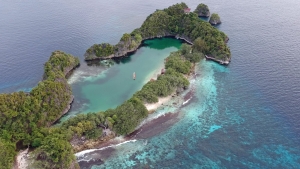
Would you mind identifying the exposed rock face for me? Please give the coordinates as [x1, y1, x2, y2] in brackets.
[114, 39, 141, 57]
[63, 62, 80, 76]
[205, 55, 230, 65]
[44, 52, 80, 126]
[72, 131, 116, 153]
[50, 95, 74, 125]
[84, 33, 194, 61]
[85, 33, 143, 61]
[84, 43, 115, 61]
[141, 32, 173, 41]
[209, 13, 222, 25]
[194, 3, 210, 17]
[175, 34, 193, 45]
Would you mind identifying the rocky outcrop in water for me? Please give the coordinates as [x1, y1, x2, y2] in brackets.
[85, 33, 142, 61]
[194, 3, 210, 17]
[209, 13, 222, 25]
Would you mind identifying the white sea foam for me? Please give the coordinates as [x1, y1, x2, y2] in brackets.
[137, 104, 179, 129]
[182, 97, 192, 105]
[68, 68, 109, 85]
[75, 139, 138, 161]
[67, 70, 86, 84]
[75, 149, 99, 158]
[137, 110, 166, 129]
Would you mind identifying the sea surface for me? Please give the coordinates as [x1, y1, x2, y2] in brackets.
[1, 0, 300, 168]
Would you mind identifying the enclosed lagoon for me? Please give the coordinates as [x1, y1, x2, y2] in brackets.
[62, 38, 182, 121]
[1, 0, 300, 168]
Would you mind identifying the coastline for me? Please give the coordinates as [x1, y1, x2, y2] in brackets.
[72, 65, 173, 153]
[1, 3, 232, 168]
[74, 63, 198, 165]
[50, 61, 80, 125]
[145, 95, 173, 112]
[84, 36, 192, 62]
[85, 35, 230, 68]
[205, 55, 230, 65]
[51, 95, 74, 125]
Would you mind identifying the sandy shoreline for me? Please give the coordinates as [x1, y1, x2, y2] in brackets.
[143, 64, 174, 112]
[75, 63, 198, 168]
[144, 95, 173, 112]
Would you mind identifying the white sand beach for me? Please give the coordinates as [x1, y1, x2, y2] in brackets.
[144, 95, 173, 111]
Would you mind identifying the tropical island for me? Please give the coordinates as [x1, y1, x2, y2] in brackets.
[0, 2, 231, 169]
[85, 2, 230, 64]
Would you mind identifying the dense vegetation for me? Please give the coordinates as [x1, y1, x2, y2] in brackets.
[85, 33, 143, 60]
[61, 45, 194, 141]
[60, 96, 148, 137]
[194, 3, 210, 17]
[86, 43, 116, 59]
[64, 48, 193, 137]
[85, 2, 231, 62]
[0, 2, 230, 168]
[134, 64, 190, 103]
[29, 128, 77, 169]
[20, 45, 195, 167]
[0, 51, 79, 169]
[0, 45, 195, 168]
[0, 139, 17, 169]
[209, 13, 221, 25]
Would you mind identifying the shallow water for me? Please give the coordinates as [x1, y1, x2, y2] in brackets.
[86, 60, 300, 169]
[1, 0, 300, 168]
[60, 38, 181, 121]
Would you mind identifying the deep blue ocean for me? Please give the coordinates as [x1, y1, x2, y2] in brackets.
[1, 0, 300, 168]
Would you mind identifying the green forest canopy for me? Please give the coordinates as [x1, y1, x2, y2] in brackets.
[0, 2, 231, 169]
[86, 2, 231, 61]
[0, 51, 79, 169]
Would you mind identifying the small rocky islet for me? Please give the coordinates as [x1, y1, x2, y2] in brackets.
[194, 3, 210, 17]
[209, 13, 222, 25]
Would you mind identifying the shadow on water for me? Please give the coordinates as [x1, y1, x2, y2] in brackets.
[199, 16, 209, 21]
[113, 55, 132, 64]
[144, 37, 187, 50]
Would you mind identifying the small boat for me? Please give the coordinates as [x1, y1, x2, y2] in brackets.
[133, 72, 136, 80]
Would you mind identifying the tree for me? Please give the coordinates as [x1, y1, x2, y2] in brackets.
[185, 52, 204, 63]
[181, 43, 192, 55]
[31, 135, 76, 169]
[121, 33, 131, 42]
[0, 139, 16, 169]
[193, 37, 208, 53]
